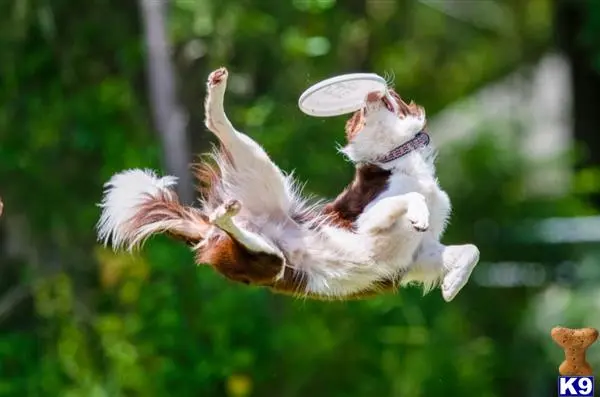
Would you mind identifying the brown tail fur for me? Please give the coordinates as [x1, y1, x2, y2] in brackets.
[127, 191, 210, 247]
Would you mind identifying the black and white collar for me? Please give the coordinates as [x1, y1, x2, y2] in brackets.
[374, 131, 430, 164]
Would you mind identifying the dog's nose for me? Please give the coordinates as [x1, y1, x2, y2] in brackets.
[365, 91, 383, 103]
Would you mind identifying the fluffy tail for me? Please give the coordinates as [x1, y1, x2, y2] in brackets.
[97, 169, 209, 250]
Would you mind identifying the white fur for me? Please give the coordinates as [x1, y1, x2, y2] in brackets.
[341, 96, 480, 298]
[209, 200, 283, 257]
[340, 99, 449, 293]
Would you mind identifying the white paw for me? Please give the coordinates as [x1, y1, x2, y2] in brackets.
[207, 67, 228, 89]
[441, 244, 480, 302]
[204, 67, 229, 131]
[208, 67, 228, 85]
[209, 199, 241, 226]
[405, 192, 429, 232]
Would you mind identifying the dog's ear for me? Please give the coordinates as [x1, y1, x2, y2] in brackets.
[345, 109, 364, 142]
[389, 90, 424, 119]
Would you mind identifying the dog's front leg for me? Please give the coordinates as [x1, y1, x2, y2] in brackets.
[356, 192, 430, 234]
[203, 68, 293, 216]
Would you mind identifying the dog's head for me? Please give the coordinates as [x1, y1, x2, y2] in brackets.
[341, 89, 427, 164]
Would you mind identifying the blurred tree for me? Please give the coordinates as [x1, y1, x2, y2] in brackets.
[556, 0, 600, 208]
[139, 0, 194, 204]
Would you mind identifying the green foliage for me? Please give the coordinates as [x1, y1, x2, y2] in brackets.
[583, 0, 600, 71]
[2, 0, 599, 396]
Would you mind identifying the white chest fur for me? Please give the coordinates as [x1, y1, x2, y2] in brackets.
[365, 166, 451, 240]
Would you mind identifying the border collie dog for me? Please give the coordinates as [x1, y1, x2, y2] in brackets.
[97, 67, 480, 301]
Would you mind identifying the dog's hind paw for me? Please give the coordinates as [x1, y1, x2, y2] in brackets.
[208, 67, 228, 87]
[441, 244, 480, 302]
[209, 199, 241, 226]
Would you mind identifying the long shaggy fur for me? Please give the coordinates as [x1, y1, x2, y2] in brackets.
[97, 67, 480, 301]
[97, 169, 209, 250]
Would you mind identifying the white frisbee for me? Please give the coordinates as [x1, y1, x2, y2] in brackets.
[298, 73, 388, 117]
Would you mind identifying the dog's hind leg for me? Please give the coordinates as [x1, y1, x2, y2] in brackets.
[203, 68, 241, 144]
[439, 244, 480, 302]
[204, 68, 295, 215]
[208, 199, 287, 280]
[208, 199, 281, 256]
[407, 236, 480, 301]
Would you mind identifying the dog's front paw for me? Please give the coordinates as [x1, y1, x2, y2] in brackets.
[207, 67, 228, 88]
[405, 192, 429, 232]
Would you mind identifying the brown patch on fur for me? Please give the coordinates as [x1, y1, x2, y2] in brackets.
[345, 109, 365, 142]
[366, 91, 382, 103]
[197, 233, 307, 295]
[127, 191, 209, 245]
[322, 163, 391, 230]
[197, 234, 285, 285]
[193, 161, 221, 205]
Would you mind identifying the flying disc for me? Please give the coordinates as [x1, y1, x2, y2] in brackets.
[298, 73, 388, 117]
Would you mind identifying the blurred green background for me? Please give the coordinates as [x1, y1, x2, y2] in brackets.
[2, 0, 600, 396]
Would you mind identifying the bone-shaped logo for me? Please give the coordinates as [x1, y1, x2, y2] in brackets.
[551, 326, 598, 376]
